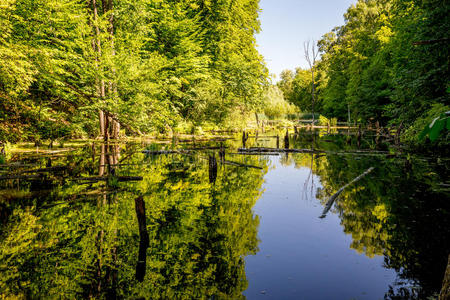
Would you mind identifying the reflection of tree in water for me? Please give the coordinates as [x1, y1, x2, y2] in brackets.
[0, 145, 267, 298]
[139, 154, 264, 299]
[311, 154, 450, 299]
[243, 130, 449, 299]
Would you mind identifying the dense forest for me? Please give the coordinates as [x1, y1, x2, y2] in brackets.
[0, 0, 268, 142]
[278, 0, 449, 144]
[0, 0, 448, 145]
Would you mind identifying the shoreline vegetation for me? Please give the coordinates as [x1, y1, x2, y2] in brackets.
[0, 117, 445, 159]
[0, 0, 448, 154]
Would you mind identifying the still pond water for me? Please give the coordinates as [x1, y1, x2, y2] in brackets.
[0, 131, 448, 299]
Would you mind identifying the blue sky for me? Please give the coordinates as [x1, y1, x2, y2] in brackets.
[256, 0, 356, 80]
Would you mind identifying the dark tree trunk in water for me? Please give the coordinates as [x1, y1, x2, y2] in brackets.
[135, 196, 149, 282]
[284, 130, 289, 149]
[209, 154, 217, 184]
[242, 131, 248, 148]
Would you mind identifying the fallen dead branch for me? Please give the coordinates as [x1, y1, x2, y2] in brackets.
[21, 166, 68, 174]
[238, 147, 324, 154]
[142, 150, 181, 155]
[73, 176, 143, 182]
[319, 167, 374, 218]
[186, 146, 228, 150]
[228, 152, 280, 156]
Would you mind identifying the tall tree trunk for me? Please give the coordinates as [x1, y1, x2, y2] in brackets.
[311, 67, 315, 125]
[99, 143, 105, 176]
[304, 40, 318, 126]
[91, 0, 121, 140]
[99, 110, 105, 137]
[91, 0, 107, 139]
[104, 0, 120, 140]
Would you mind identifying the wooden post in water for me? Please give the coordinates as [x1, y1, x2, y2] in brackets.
[284, 130, 290, 149]
[135, 196, 149, 282]
[276, 135, 280, 149]
[242, 131, 247, 148]
[208, 154, 217, 184]
[357, 124, 362, 148]
[375, 121, 381, 146]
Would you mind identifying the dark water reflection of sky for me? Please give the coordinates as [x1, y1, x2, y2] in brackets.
[244, 157, 396, 300]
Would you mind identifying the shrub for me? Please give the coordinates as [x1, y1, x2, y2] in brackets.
[318, 115, 330, 126]
[262, 86, 299, 119]
[403, 103, 449, 143]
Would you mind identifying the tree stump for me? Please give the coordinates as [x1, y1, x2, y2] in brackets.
[242, 131, 248, 148]
[284, 130, 290, 149]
